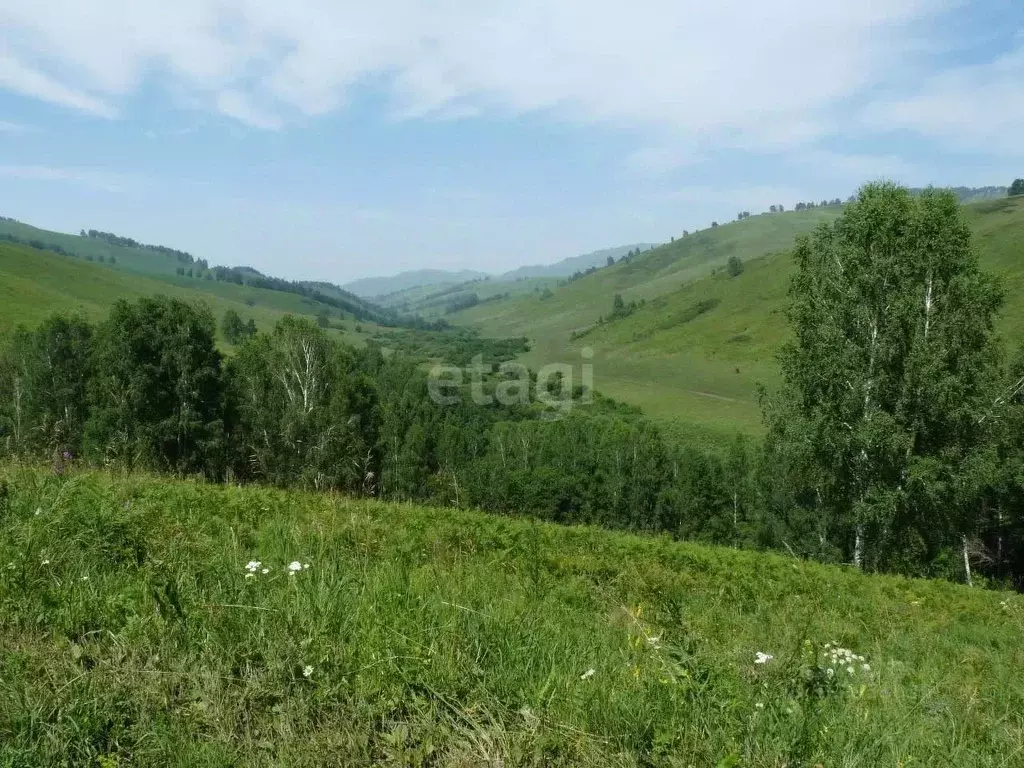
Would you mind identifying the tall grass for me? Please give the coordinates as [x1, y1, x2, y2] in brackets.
[1, 465, 1022, 766]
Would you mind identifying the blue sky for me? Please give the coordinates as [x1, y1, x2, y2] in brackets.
[0, 0, 1022, 284]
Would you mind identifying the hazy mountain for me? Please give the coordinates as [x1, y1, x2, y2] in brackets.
[343, 269, 489, 298]
[343, 244, 658, 298]
[498, 244, 658, 281]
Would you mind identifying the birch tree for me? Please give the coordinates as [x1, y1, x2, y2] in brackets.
[766, 183, 1003, 575]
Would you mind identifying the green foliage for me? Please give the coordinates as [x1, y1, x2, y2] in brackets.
[0, 467, 1021, 765]
[765, 183, 1005, 575]
[220, 308, 252, 344]
[226, 316, 376, 491]
[1010, 179, 1024, 197]
[726, 255, 744, 277]
[0, 315, 92, 457]
[84, 297, 225, 475]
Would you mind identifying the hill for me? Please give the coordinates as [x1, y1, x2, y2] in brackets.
[0, 240, 388, 347]
[0, 217, 412, 330]
[498, 243, 658, 281]
[453, 196, 1024, 442]
[343, 244, 657, 302]
[2, 465, 1020, 765]
[342, 268, 490, 299]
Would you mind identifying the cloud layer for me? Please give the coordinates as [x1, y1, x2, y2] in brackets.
[1, 0, 989, 157]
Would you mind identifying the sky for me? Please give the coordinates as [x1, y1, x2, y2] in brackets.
[0, 1, 1022, 284]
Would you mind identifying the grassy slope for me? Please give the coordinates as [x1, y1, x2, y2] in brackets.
[0, 218, 390, 328]
[1, 467, 1021, 766]
[377, 276, 559, 317]
[0, 241, 380, 347]
[457, 198, 1024, 443]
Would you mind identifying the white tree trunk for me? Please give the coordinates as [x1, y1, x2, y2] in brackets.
[854, 525, 864, 570]
[732, 491, 738, 546]
[962, 535, 973, 587]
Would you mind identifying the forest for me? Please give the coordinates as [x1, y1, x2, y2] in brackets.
[1, 184, 1023, 590]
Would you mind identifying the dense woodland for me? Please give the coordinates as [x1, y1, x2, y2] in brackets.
[1, 184, 1023, 590]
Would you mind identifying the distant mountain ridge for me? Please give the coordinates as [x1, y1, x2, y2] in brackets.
[342, 269, 490, 298]
[497, 244, 658, 281]
[343, 243, 658, 298]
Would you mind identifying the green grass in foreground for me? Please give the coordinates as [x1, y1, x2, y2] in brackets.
[1, 467, 1022, 766]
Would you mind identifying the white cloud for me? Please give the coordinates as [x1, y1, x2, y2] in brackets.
[0, 0, 954, 149]
[864, 41, 1024, 156]
[0, 55, 115, 117]
[0, 120, 29, 133]
[0, 165, 131, 192]
[215, 90, 283, 130]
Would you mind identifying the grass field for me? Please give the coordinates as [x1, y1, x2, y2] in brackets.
[455, 197, 1024, 441]
[0, 466, 1021, 766]
[376, 276, 560, 318]
[0, 241, 382, 348]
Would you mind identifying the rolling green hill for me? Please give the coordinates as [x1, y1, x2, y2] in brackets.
[376, 274, 559, 317]
[2, 466, 1021, 765]
[454, 197, 1024, 442]
[0, 240, 384, 347]
[0, 217, 409, 329]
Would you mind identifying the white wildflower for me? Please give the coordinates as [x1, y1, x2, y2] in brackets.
[754, 652, 773, 665]
[80, 575, 89, 581]
[755, 702, 764, 710]
[580, 668, 595, 681]
[34, 508, 42, 516]
[41, 559, 50, 566]
[288, 561, 302, 572]
[302, 665, 314, 679]
[261, 568, 269, 575]
[245, 560, 262, 572]
[862, 663, 871, 672]
[847, 666, 855, 675]
[245, 573, 255, 579]
[826, 667, 834, 677]
[303, 563, 311, 570]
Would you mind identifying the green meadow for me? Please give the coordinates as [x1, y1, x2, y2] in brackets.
[0, 240, 388, 349]
[454, 196, 1024, 441]
[1, 466, 1021, 766]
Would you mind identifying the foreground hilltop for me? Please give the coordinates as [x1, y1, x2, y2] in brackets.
[1, 467, 1020, 765]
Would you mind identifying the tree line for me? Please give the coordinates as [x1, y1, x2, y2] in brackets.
[0, 301, 753, 544]
[1, 183, 1022, 589]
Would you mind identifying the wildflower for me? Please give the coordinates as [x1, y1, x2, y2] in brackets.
[288, 561, 302, 573]
[862, 663, 871, 672]
[580, 668, 595, 681]
[303, 563, 311, 570]
[34, 508, 42, 516]
[754, 651, 774, 665]
[826, 668, 834, 677]
[41, 559, 50, 566]
[245, 573, 255, 579]
[755, 702, 764, 710]
[846, 666, 855, 675]
[303, 665, 314, 679]
[80, 575, 89, 581]
[261, 568, 269, 575]
[245, 560, 262, 573]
